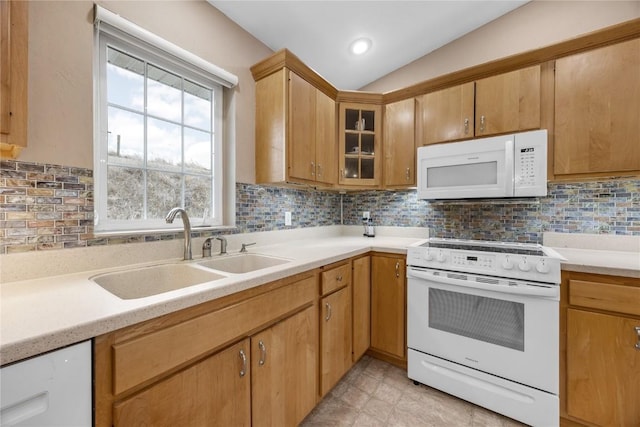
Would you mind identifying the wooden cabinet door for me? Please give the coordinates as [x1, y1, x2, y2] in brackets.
[320, 285, 352, 396]
[113, 339, 251, 426]
[0, 0, 28, 157]
[339, 103, 382, 187]
[255, 69, 287, 184]
[555, 39, 640, 176]
[384, 98, 416, 187]
[566, 309, 640, 426]
[371, 255, 406, 360]
[315, 89, 337, 185]
[475, 65, 540, 136]
[251, 305, 318, 427]
[420, 82, 474, 145]
[352, 256, 371, 361]
[288, 71, 316, 181]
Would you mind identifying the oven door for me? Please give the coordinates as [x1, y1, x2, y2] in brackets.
[407, 266, 559, 394]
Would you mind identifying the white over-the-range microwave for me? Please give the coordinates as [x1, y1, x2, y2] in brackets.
[417, 129, 548, 200]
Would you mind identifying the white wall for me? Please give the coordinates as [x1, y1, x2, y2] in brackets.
[21, 0, 272, 184]
[362, 1, 640, 93]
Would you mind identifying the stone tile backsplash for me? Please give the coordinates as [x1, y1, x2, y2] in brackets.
[1, 159, 638, 254]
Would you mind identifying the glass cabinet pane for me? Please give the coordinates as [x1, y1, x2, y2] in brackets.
[361, 134, 374, 155]
[362, 110, 375, 131]
[345, 158, 359, 179]
[345, 133, 359, 154]
[361, 158, 374, 179]
[345, 109, 360, 131]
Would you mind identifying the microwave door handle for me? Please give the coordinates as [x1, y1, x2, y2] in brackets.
[505, 139, 515, 196]
[407, 268, 558, 298]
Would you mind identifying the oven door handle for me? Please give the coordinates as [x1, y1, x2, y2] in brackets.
[407, 268, 559, 298]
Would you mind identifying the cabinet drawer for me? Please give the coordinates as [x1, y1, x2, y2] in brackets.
[112, 275, 316, 395]
[569, 280, 640, 316]
[321, 263, 351, 295]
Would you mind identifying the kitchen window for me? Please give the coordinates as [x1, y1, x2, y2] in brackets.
[93, 6, 237, 233]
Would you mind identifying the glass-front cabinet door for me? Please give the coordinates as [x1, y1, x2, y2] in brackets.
[339, 103, 381, 186]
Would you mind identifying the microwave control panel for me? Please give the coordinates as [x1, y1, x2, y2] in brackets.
[514, 129, 547, 197]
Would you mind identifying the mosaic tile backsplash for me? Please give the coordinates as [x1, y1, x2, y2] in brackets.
[1, 159, 638, 254]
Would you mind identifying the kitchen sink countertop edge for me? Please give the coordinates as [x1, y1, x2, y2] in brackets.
[0, 231, 425, 365]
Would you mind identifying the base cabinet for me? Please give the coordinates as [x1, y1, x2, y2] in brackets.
[562, 272, 640, 427]
[370, 254, 406, 364]
[352, 256, 371, 361]
[251, 305, 318, 427]
[320, 262, 353, 396]
[114, 339, 251, 426]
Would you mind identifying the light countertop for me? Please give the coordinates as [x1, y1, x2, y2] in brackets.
[2, 228, 638, 366]
[0, 226, 427, 365]
[544, 232, 640, 278]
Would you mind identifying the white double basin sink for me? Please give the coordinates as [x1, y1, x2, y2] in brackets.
[91, 253, 291, 300]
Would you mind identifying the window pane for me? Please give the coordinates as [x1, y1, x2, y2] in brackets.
[185, 175, 212, 219]
[184, 128, 212, 173]
[147, 64, 182, 122]
[147, 170, 182, 219]
[107, 166, 144, 220]
[147, 117, 182, 171]
[107, 106, 144, 167]
[184, 79, 212, 131]
[107, 48, 144, 111]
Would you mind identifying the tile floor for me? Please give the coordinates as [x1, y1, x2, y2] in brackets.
[300, 355, 526, 427]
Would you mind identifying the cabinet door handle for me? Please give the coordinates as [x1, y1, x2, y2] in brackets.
[464, 118, 469, 134]
[635, 326, 640, 350]
[258, 340, 267, 366]
[311, 162, 315, 176]
[395, 261, 400, 278]
[479, 115, 485, 132]
[325, 302, 332, 321]
[406, 167, 411, 181]
[239, 349, 247, 377]
[317, 164, 322, 178]
[336, 274, 343, 282]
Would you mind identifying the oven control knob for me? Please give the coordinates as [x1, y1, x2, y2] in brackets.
[437, 251, 447, 263]
[518, 257, 531, 272]
[502, 256, 514, 270]
[536, 259, 550, 274]
[424, 251, 434, 261]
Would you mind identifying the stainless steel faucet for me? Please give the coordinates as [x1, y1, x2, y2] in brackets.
[216, 236, 227, 254]
[165, 207, 192, 261]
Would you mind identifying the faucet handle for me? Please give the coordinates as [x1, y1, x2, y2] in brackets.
[240, 242, 256, 253]
[202, 237, 214, 258]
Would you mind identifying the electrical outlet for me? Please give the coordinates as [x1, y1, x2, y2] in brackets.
[285, 211, 292, 226]
[362, 211, 370, 220]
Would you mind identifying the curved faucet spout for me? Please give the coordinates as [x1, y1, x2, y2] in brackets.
[166, 207, 192, 260]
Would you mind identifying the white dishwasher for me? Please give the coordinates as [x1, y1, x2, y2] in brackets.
[0, 340, 92, 426]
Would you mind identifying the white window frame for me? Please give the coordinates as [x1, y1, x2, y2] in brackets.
[93, 6, 237, 234]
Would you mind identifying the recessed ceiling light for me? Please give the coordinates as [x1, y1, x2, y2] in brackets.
[349, 38, 372, 56]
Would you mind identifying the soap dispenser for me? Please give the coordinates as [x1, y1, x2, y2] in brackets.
[364, 218, 375, 238]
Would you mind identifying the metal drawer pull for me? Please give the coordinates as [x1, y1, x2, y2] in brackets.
[258, 340, 267, 366]
[395, 261, 400, 278]
[635, 326, 640, 350]
[325, 302, 332, 321]
[239, 349, 247, 377]
[337, 275, 343, 282]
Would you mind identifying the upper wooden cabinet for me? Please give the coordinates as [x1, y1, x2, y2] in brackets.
[254, 67, 337, 186]
[0, 0, 28, 159]
[420, 82, 474, 145]
[419, 65, 541, 145]
[339, 103, 382, 187]
[554, 39, 640, 177]
[384, 98, 416, 188]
